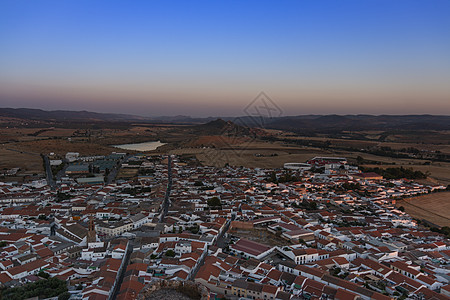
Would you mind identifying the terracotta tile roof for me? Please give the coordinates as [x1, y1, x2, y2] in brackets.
[231, 238, 271, 256]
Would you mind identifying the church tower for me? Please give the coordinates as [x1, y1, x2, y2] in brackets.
[86, 215, 98, 244]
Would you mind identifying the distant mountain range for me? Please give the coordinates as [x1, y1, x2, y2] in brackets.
[260, 114, 450, 132]
[0, 108, 148, 122]
[1, 107, 450, 131]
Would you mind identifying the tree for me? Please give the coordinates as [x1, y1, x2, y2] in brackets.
[56, 191, 71, 202]
[38, 270, 50, 279]
[1, 277, 67, 300]
[58, 292, 71, 300]
[331, 267, 341, 277]
[207, 197, 222, 208]
[275, 226, 282, 236]
[398, 206, 405, 212]
[38, 214, 48, 220]
[165, 250, 176, 257]
[189, 224, 199, 234]
[268, 171, 277, 183]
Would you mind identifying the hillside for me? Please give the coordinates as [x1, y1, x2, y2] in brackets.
[1, 107, 450, 133]
[0, 108, 148, 122]
[263, 115, 450, 133]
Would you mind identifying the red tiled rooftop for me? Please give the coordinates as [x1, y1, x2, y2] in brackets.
[231, 238, 271, 256]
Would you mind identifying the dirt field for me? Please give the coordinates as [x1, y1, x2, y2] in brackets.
[281, 131, 450, 155]
[5, 139, 117, 157]
[117, 168, 139, 179]
[397, 192, 450, 227]
[231, 228, 290, 246]
[169, 143, 333, 169]
[0, 147, 43, 175]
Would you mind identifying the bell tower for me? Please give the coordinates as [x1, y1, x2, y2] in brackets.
[86, 215, 98, 244]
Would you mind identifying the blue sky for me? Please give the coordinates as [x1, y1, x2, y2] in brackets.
[1, 0, 449, 116]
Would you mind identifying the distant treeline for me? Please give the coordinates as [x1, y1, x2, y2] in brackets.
[261, 136, 450, 163]
[261, 136, 332, 149]
[360, 166, 428, 180]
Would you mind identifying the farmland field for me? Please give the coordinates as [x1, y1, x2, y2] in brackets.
[397, 192, 450, 227]
[1, 123, 450, 188]
[0, 146, 43, 175]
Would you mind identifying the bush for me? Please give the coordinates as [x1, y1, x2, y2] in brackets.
[1, 277, 68, 300]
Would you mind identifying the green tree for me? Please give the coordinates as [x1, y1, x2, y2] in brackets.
[58, 292, 71, 300]
[207, 197, 221, 208]
[0, 277, 67, 300]
[189, 224, 199, 234]
[194, 181, 203, 186]
[38, 270, 50, 279]
[356, 156, 364, 165]
[165, 250, 176, 257]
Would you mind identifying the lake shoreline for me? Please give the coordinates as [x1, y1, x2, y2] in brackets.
[112, 140, 166, 151]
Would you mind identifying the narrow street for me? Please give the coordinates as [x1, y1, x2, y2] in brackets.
[189, 217, 233, 280]
[110, 244, 133, 300]
[112, 155, 172, 298]
[43, 155, 56, 190]
[158, 155, 172, 223]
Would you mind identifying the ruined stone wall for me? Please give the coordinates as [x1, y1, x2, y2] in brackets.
[137, 280, 210, 300]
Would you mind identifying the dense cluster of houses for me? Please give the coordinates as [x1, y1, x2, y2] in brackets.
[0, 153, 449, 300]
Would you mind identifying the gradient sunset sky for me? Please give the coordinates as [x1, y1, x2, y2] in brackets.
[1, 0, 449, 116]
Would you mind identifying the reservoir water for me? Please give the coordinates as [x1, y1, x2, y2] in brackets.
[113, 140, 166, 151]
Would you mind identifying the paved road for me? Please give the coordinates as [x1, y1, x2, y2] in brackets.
[106, 155, 129, 184]
[190, 216, 234, 280]
[54, 160, 69, 182]
[110, 242, 133, 300]
[158, 155, 172, 223]
[43, 155, 56, 190]
[6, 148, 40, 156]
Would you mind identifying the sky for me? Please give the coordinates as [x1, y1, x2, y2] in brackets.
[1, 0, 449, 117]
